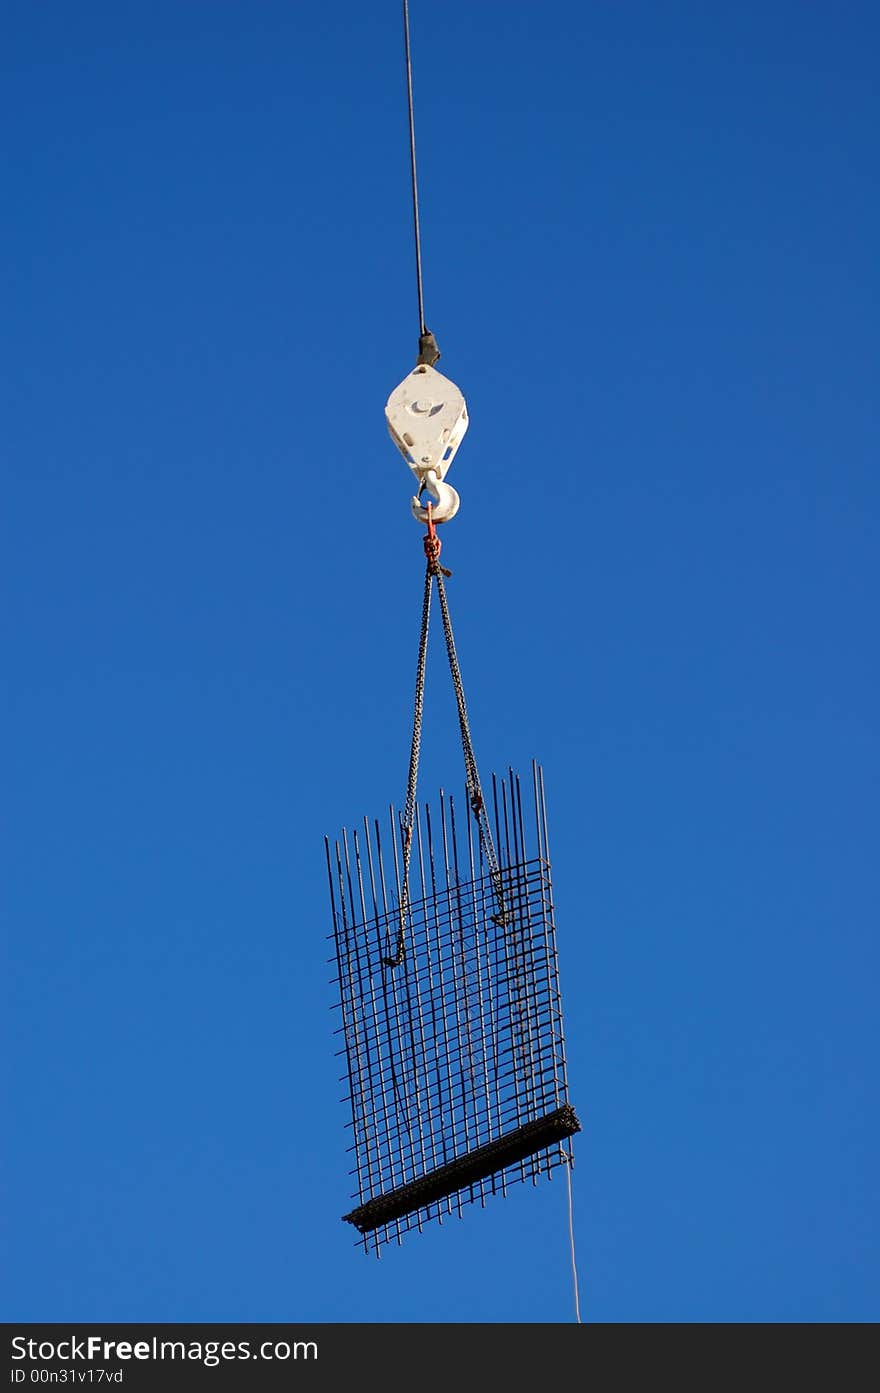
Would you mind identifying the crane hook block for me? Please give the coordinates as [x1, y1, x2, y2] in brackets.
[385, 363, 468, 524]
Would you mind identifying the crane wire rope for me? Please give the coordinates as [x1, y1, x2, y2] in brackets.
[403, 0, 427, 339]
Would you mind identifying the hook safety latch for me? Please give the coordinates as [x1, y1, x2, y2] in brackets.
[385, 363, 468, 524]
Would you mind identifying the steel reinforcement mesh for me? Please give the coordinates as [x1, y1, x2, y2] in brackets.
[326, 763, 579, 1253]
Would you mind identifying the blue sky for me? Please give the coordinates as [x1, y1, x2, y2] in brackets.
[3, 1, 877, 1322]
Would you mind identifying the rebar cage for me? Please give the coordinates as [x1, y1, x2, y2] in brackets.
[326, 762, 579, 1253]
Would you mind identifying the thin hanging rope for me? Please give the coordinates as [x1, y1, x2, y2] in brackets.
[565, 1152, 583, 1323]
[402, 0, 427, 337]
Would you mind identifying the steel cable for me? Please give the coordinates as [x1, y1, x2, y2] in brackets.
[403, 0, 427, 338]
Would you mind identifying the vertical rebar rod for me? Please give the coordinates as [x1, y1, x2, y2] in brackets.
[413, 803, 443, 1203]
[539, 763, 571, 1101]
[493, 774, 526, 1181]
[504, 774, 536, 1129]
[513, 771, 543, 1130]
[464, 787, 494, 1162]
[326, 837, 367, 1213]
[470, 795, 505, 1194]
[352, 828, 385, 1186]
[407, 804, 439, 1209]
[438, 790, 463, 1219]
[532, 765, 563, 1110]
[372, 818, 406, 1247]
[394, 810, 428, 1207]
[360, 819, 399, 1197]
[339, 832, 379, 1208]
[449, 793, 481, 1204]
[386, 806, 420, 1185]
[424, 801, 453, 1208]
[344, 829, 387, 1204]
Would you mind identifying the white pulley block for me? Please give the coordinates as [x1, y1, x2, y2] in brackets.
[385, 363, 468, 523]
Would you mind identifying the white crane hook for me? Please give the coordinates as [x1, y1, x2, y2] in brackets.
[412, 469, 460, 524]
[385, 363, 468, 525]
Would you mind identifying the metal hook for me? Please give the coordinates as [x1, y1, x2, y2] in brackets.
[411, 469, 460, 524]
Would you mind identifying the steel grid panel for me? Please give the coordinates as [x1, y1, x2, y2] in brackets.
[326, 764, 579, 1253]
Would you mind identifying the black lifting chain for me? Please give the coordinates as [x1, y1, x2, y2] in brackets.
[383, 524, 507, 969]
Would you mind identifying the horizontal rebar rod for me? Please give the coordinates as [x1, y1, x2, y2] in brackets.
[342, 1104, 581, 1233]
